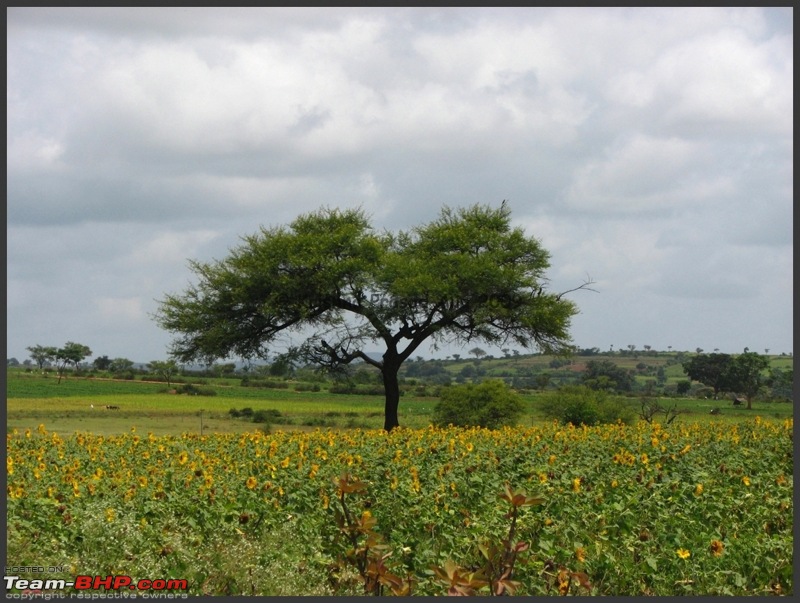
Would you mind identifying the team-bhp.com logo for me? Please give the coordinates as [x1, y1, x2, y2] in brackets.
[5, 573, 188, 598]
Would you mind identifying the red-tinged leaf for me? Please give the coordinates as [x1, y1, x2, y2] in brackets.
[495, 578, 521, 596]
[571, 571, 592, 590]
[335, 473, 367, 494]
[515, 541, 530, 553]
[499, 484, 545, 507]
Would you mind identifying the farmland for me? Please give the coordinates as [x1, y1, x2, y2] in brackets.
[5, 357, 794, 595]
[6, 419, 793, 595]
[5, 351, 794, 436]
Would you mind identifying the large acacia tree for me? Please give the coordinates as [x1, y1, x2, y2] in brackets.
[155, 203, 587, 430]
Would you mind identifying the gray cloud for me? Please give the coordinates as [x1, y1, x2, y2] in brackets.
[6, 7, 793, 363]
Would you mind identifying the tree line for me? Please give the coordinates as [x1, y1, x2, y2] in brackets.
[681, 352, 790, 409]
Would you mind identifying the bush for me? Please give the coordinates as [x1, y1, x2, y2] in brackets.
[540, 385, 635, 426]
[252, 409, 282, 424]
[293, 382, 321, 392]
[329, 384, 386, 396]
[176, 383, 217, 396]
[242, 379, 289, 389]
[432, 380, 525, 430]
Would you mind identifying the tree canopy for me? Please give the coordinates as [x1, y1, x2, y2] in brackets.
[724, 352, 770, 409]
[682, 353, 733, 399]
[683, 351, 771, 409]
[155, 203, 587, 430]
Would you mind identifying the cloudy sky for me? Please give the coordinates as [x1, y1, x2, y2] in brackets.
[7, 7, 793, 365]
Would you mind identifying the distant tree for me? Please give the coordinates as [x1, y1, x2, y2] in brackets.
[7, 358, 20, 367]
[93, 355, 112, 371]
[582, 359, 634, 392]
[766, 367, 793, 401]
[156, 204, 588, 431]
[469, 347, 488, 360]
[676, 380, 692, 396]
[696, 348, 703, 355]
[147, 360, 180, 387]
[535, 372, 552, 391]
[723, 352, 770, 410]
[55, 342, 92, 383]
[452, 354, 461, 361]
[213, 362, 238, 377]
[110, 358, 135, 373]
[27, 344, 58, 370]
[459, 364, 477, 379]
[268, 355, 295, 378]
[681, 353, 733, 400]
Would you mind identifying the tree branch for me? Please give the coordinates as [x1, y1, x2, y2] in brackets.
[556, 275, 598, 300]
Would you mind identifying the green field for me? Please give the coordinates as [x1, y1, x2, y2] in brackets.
[6, 361, 793, 436]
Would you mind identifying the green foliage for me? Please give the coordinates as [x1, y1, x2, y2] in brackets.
[147, 359, 179, 387]
[582, 360, 635, 392]
[176, 383, 217, 396]
[110, 357, 135, 374]
[541, 385, 635, 426]
[92, 355, 112, 371]
[7, 420, 792, 595]
[682, 353, 733, 397]
[26, 344, 58, 370]
[155, 203, 582, 431]
[767, 367, 793, 401]
[241, 378, 289, 389]
[433, 379, 525, 429]
[329, 383, 387, 396]
[725, 352, 771, 406]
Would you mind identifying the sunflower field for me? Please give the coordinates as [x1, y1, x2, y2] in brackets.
[6, 418, 793, 596]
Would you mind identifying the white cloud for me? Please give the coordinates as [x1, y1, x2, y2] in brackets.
[563, 135, 732, 214]
[7, 134, 66, 172]
[6, 7, 792, 361]
[129, 230, 220, 265]
[95, 296, 145, 322]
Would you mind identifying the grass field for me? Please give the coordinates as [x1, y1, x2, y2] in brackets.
[6, 366, 792, 436]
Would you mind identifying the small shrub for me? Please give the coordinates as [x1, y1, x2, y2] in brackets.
[252, 409, 282, 424]
[243, 379, 289, 389]
[239, 407, 254, 417]
[329, 384, 386, 396]
[229, 408, 241, 418]
[303, 416, 334, 427]
[541, 385, 634, 426]
[176, 383, 217, 396]
[432, 380, 525, 429]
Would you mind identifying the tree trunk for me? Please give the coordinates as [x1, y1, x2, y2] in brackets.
[381, 362, 401, 432]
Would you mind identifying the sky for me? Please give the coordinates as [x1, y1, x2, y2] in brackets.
[7, 7, 794, 366]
